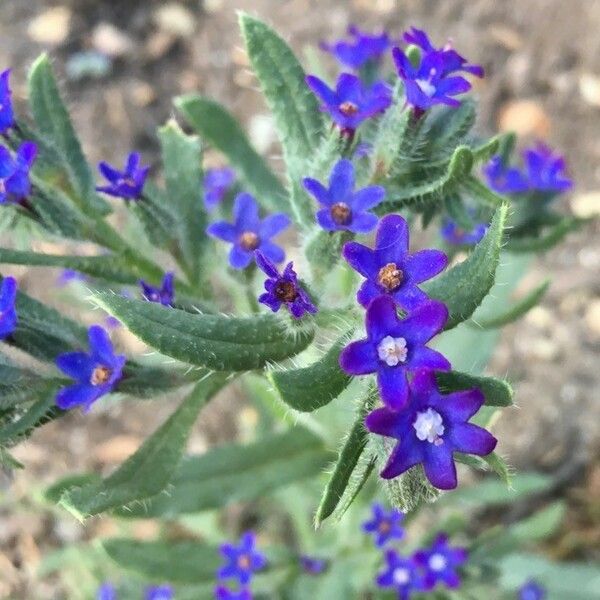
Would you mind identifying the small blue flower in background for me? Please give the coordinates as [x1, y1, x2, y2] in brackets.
[320, 25, 394, 70]
[207, 193, 290, 270]
[305, 73, 392, 134]
[483, 155, 529, 195]
[255, 251, 317, 319]
[218, 531, 267, 586]
[343, 214, 448, 311]
[303, 159, 385, 234]
[145, 584, 173, 600]
[214, 585, 252, 600]
[96, 582, 117, 600]
[55, 325, 126, 411]
[0, 69, 14, 133]
[365, 370, 497, 490]
[0, 276, 18, 340]
[376, 550, 422, 600]
[0, 142, 38, 204]
[56, 269, 87, 287]
[96, 152, 149, 200]
[140, 272, 175, 306]
[362, 502, 405, 548]
[339, 296, 450, 410]
[523, 142, 573, 193]
[440, 218, 488, 246]
[299, 555, 328, 575]
[104, 315, 121, 329]
[204, 167, 236, 211]
[519, 579, 546, 600]
[413, 533, 468, 590]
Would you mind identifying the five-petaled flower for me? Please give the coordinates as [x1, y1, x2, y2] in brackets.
[214, 586, 252, 600]
[204, 167, 236, 211]
[0, 276, 18, 340]
[96, 152, 149, 200]
[218, 531, 267, 586]
[255, 251, 317, 319]
[320, 25, 394, 70]
[362, 502, 405, 548]
[207, 193, 290, 270]
[376, 550, 423, 600]
[343, 214, 447, 310]
[0, 69, 14, 134]
[365, 370, 497, 489]
[55, 325, 126, 411]
[339, 296, 450, 410]
[96, 583, 117, 600]
[305, 73, 392, 134]
[440, 218, 488, 246]
[144, 585, 173, 600]
[140, 272, 175, 306]
[0, 142, 38, 204]
[519, 580, 546, 600]
[413, 533, 468, 590]
[299, 555, 328, 575]
[303, 159, 385, 234]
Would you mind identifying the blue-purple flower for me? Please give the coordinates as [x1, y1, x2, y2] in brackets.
[519, 580, 546, 600]
[413, 533, 468, 590]
[56, 269, 88, 287]
[523, 142, 573, 193]
[362, 503, 405, 548]
[343, 214, 447, 310]
[376, 550, 422, 600]
[320, 25, 394, 70]
[96, 152, 149, 200]
[215, 586, 252, 600]
[305, 73, 392, 133]
[96, 583, 117, 600]
[255, 251, 317, 319]
[145, 585, 173, 600]
[339, 296, 449, 410]
[299, 555, 328, 575]
[440, 218, 488, 246]
[0, 142, 37, 204]
[55, 325, 126, 411]
[483, 155, 529, 195]
[0, 276, 18, 339]
[218, 532, 267, 586]
[0, 69, 14, 134]
[303, 159, 385, 234]
[207, 193, 290, 270]
[365, 370, 497, 490]
[140, 272, 175, 306]
[204, 167, 235, 211]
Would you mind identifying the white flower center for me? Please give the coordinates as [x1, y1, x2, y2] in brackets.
[377, 336, 408, 366]
[415, 69, 438, 97]
[428, 553, 448, 572]
[413, 408, 445, 445]
[393, 567, 410, 586]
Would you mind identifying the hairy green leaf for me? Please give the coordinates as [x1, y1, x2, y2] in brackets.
[436, 370, 514, 407]
[507, 217, 587, 252]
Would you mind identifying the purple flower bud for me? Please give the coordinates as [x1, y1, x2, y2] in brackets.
[144, 585, 173, 600]
[0, 142, 38, 204]
[362, 503, 405, 548]
[519, 580, 546, 600]
[0, 69, 15, 134]
[413, 533, 468, 590]
[96, 152, 149, 200]
[440, 218, 488, 246]
[140, 272, 175, 306]
[299, 555, 328, 575]
[204, 167, 236, 211]
[56, 269, 88, 287]
[0, 277, 18, 340]
[217, 532, 267, 586]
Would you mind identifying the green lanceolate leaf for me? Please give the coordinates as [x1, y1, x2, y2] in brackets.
[129, 181, 177, 249]
[117, 426, 330, 518]
[117, 363, 199, 399]
[471, 135, 501, 164]
[60, 374, 228, 518]
[436, 370, 514, 407]
[175, 95, 286, 212]
[92, 290, 315, 370]
[481, 452, 512, 486]
[269, 331, 353, 412]
[469, 280, 550, 329]
[423, 204, 508, 329]
[27, 54, 109, 216]
[507, 217, 587, 252]
[462, 175, 507, 208]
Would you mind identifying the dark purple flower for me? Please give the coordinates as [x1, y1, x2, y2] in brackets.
[207, 193, 290, 270]
[204, 167, 236, 211]
[362, 502, 405, 548]
[339, 296, 450, 410]
[214, 586, 252, 600]
[0, 69, 14, 133]
[96, 152, 149, 200]
[218, 532, 267, 586]
[413, 533, 468, 590]
[96, 583, 117, 600]
[255, 251, 317, 319]
[343, 214, 447, 310]
[56, 269, 87, 287]
[320, 25, 394, 70]
[55, 325, 126, 411]
[299, 555, 328, 575]
[366, 370, 497, 490]
[523, 142, 573, 193]
[140, 272, 175, 306]
[305, 73, 392, 133]
[440, 218, 488, 246]
[144, 585, 173, 600]
[483, 156, 529, 195]
[0, 142, 37, 204]
[303, 159, 385, 234]
[376, 550, 422, 600]
[0, 277, 18, 339]
[519, 580, 546, 600]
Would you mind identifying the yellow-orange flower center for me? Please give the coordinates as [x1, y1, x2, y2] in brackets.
[237, 555, 251, 570]
[90, 365, 112, 386]
[239, 231, 260, 251]
[339, 101, 359, 115]
[330, 202, 352, 225]
[377, 263, 404, 291]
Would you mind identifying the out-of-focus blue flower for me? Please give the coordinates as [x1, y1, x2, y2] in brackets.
[145, 585, 173, 600]
[0, 69, 14, 133]
[96, 152, 149, 200]
[56, 269, 87, 287]
[218, 532, 267, 586]
[55, 325, 126, 411]
[305, 73, 392, 133]
[214, 586, 252, 600]
[204, 167, 236, 211]
[96, 582, 117, 600]
[413, 533, 468, 590]
[365, 370, 497, 490]
[376, 550, 423, 600]
[524, 142, 573, 193]
[303, 159, 385, 234]
[0, 142, 37, 204]
[207, 193, 290, 270]
[299, 555, 328, 575]
[104, 315, 121, 329]
[519, 580, 546, 600]
[362, 502, 405, 548]
[440, 218, 488, 246]
[483, 155, 529, 195]
[140, 272, 175, 306]
[0, 277, 18, 340]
